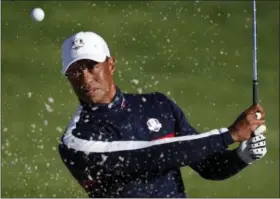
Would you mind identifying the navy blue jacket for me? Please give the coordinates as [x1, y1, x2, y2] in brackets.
[58, 88, 247, 198]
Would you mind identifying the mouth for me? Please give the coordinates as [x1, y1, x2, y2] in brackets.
[85, 88, 99, 95]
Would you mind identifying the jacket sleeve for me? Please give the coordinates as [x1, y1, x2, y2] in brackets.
[189, 149, 247, 180]
[165, 94, 248, 180]
[62, 126, 234, 176]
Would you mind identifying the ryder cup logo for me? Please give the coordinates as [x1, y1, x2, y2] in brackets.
[72, 38, 84, 50]
[147, 118, 162, 132]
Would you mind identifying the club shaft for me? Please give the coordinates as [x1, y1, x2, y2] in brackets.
[252, 0, 258, 105]
[253, 80, 258, 105]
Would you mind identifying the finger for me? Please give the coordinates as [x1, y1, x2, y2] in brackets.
[250, 134, 266, 144]
[249, 147, 267, 155]
[252, 154, 263, 160]
[251, 121, 266, 133]
[250, 140, 266, 149]
[249, 134, 266, 144]
[253, 125, 267, 136]
[251, 119, 266, 127]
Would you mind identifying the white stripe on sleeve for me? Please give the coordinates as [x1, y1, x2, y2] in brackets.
[63, 106, 229, 153]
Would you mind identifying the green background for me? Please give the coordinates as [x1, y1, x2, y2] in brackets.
[1, 1, 279, 197]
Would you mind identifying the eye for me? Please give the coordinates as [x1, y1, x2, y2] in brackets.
[74, 71, 82, 77]
[66, 69, 82, 79]
[68, 73, 78, 79]
[93, 64, 100, 69]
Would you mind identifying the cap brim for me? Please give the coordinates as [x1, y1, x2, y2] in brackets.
[62, 53, 106, 75]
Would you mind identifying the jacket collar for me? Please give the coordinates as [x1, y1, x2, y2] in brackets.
[80, 87, 125, 112]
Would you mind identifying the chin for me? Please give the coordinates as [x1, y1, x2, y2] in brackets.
[91, 95, 105, 104]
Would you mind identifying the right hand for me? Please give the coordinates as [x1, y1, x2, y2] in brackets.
[228, 104, 266, 142]
[237, 133, 267, 164]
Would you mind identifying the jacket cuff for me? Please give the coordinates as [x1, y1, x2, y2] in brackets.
[233, 148, 251, 167]
[219, 128, 234, 147]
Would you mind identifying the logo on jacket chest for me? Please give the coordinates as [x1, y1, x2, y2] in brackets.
[147, 118, 162, 132]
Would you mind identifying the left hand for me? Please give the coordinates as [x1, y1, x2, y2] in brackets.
[237, 125, 267, 164]
[228, 104, 266, 142]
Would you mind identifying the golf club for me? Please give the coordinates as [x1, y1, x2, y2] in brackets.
[252, 0, 258, 105]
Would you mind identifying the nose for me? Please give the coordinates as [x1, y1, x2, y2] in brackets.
[81, 68, 93, 83]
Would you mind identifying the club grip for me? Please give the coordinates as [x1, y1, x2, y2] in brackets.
[253, 80, 259, 105]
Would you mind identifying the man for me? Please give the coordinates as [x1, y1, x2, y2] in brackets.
[58, 31, 267, 198]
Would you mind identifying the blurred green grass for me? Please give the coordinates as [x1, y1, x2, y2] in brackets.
[1, 1, 279, 198]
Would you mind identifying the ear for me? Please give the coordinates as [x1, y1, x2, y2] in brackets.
[108, 56, 115, 75]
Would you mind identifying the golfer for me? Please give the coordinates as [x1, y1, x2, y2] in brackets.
[58, 31, 267, 198]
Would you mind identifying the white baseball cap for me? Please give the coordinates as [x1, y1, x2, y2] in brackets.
[61, 31, 111, 75]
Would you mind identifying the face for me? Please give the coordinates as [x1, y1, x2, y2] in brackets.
[65, 57, 115, 104]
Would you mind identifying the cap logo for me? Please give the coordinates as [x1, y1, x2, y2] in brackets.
[72, 38, 84, 50]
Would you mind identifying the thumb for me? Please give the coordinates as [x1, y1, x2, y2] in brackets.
[254, 125, 267, 136]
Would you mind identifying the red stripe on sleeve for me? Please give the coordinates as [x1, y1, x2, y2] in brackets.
[152, 132, 175, 140]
